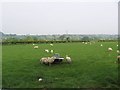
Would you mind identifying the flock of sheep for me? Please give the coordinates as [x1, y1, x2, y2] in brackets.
[40, 55, 72, 66]
[32, 43, 72, 66]
[84, 42, 120, 63]
[32, 42, 120, 65]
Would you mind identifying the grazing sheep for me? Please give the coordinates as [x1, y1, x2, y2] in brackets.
[45, 49, 49, 53]
[108, 47, 113, 51]
[85, 42, 87, 44]
[50, 44, 53, 46]
[117, 50, 120, 54]
[65, 55, 72, 64]
[40, 57, 49, 64]
[40, 56, 56, 66]
[100, 44, 103, 47]
[117, 44, 118, 47]
[50, 50, 54, 53]
[47, 56, 56, 66]
[33, 44, 35, 45]
[34, 46, 38, 49]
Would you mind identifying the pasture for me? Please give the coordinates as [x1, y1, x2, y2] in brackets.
[2, 42, 119, 88]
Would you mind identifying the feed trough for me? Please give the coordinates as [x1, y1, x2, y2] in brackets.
[52, 53, 64, 64]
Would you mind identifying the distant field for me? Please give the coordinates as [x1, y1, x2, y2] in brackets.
[2, 42, 119, 88]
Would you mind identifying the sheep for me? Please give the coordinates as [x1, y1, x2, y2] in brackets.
[65, 55, 72, 64]
[45, 49, 49, 53]
[85, 42, 87, 44]
[47, 56, 56, 66]
[38, 78, 43, 82]
[117, 50, 120, 54]
[40, 57, 49, 64]
[40, 56, 55, 66]
[34, 46, 38, 49]
[50, 50, 54, 53]
[100, 44, 103, 47]
[50, 44, 53, 46]
[117, 44, 118, 47]
[108, 47, 113, 51]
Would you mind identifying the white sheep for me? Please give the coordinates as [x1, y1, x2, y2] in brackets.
[40, 57, 49, 64]
[50, 44, 53, 46]
[85, 42, 87, 44]
[100, 44, 103, 47]
[108, 47, 113, 51]
[45, 49, 49, 53]
[34, 46, 38, 49]
[50, 50, 54, 53]
[47, 56, 56, 66]
[117, 44, 118, 47]
[117, 50, 120, 54]
[40, 56, 55, 66]
[65, 55, 72, 64]
[38, 78, 43, 82]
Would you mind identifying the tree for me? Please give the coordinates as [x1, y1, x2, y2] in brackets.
[24, 36, 33, 41]
[59, 35, 66, 41]
[81, 36, 90, 41]
[66, 37, 70, 42]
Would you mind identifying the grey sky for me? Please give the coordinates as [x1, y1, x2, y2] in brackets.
[1, 0, 118, 35]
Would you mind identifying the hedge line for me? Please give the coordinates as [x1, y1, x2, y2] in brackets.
[1, 40, 118, 45]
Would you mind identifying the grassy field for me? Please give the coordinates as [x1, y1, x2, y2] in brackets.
[2, 42, 119, 88]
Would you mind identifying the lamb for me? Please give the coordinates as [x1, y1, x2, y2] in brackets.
[108, 47, 113, 51]
[34, 46, 38, 49]
[65, 55, 72, 64]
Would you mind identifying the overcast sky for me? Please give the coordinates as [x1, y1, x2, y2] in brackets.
[1, 0, 119, 35]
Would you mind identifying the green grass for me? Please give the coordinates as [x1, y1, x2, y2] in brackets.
[2, 42, 119, 88]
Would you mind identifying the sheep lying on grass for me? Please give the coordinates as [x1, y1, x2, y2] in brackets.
[108, 47, 113, 51]
[45, 49, 49, 53]
[34, 46, 38, 49]
[65, 55, 72, 64]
